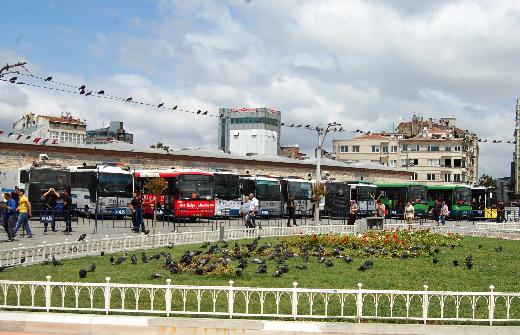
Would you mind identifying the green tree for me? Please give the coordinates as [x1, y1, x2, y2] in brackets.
[144, 177, 167, 233]
[477, 174, 497, 188]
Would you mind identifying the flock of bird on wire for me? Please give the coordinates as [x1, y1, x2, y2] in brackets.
[17, 233, 504, 280]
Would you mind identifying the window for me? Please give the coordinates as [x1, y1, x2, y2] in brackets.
[371, 145, 380, 153]
[427, 159, 440, 166]
[410, 173, 418, 181]
[453, 174, 461, 182]
[389, 159, 397, 168]
[445, 146, 452, 151]
[428, 145, 440, 152]
[401, 159, 408, 167]
[391, 145, 398, 153]
[402, 144, 408, 152]
[339, 145, 348, 153]
[50, 131, 59, 139]
[352, 145, 360, 152]
[427, 173, 436, 181]
[454, 159, 462, 168]
[410, 144, 420, 152]
[381, 145, 388, 153]
[444, 174, 451, 182]
[454, 145, 461, 152]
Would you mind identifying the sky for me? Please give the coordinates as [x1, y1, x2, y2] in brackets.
[0, 0, 517, 178]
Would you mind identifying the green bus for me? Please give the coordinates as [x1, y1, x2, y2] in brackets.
[375, 183, 428, 217]
[426, 184, 472, 218]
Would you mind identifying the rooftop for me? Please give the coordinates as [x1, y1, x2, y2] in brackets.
[40, 115, 86, 126]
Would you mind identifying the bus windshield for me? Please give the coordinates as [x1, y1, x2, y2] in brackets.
[408, 185, 427, 203]
[99, 173, 133, 197]
[30, 169, 70, 184]
[357, 185, 376, 201]
[256, 180, 281, 200]
[215, 174, 240, 200]
[288, 181, 312, 199]
[177, 174, 214, 200]
[454, 187, 472, 205]
[326, 182, 349, 195]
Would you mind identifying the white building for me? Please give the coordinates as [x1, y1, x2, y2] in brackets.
[218, 108, 281, 156]
[13, 113, 87, 144]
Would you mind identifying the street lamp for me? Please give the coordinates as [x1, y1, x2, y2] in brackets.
[313, 122, 342, 224]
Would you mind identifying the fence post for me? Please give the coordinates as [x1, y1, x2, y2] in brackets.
[489, 285, 495, 326]
[45, 275, 51, 312]
[228, 280, 234, 319]
[422, 285, 429, 324]
[292, 282, 298, 320]
[219, 224, 225, 242]
[104, 277, 111, 315]
[356, 283, 363, 323]
[165, 279, 172, 317]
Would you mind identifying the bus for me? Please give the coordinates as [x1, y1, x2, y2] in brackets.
[426, 184, 472, 218]
[471, 186, 495, 210]
[281, 177, 313, 216]
[324, 181, 350, 218]
[0, 163, 70, 213]
[214, 171, 241, 217]
[240, 175, 282, 216]
[376, 183, 428, 217]
[134, 169, 215, 219]
[68, 164, 133, 216]
[348, 181, 377, 217]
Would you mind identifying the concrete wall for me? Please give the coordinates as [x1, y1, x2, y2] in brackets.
[0, 142, 411, 184]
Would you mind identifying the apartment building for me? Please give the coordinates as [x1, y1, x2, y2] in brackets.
[332, 115, 479, 185]
[13, 113, 87, 144]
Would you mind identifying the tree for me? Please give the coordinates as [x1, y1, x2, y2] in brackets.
[144, 177, 167, 233]
[311, 182, 327, 223]
[150, 142, 169, 153]
[477, 174, 497, 188]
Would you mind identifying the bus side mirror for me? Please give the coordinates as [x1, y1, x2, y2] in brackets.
[20, 170, 29, 184]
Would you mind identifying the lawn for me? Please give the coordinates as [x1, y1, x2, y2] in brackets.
[0, 231, 518, 293]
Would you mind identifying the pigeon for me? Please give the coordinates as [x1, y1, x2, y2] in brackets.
[495, 246, 503, 252]
[80, 88, 86, 95]
[126, 97, 133, 102]
[296, 265, 308, 270]
[158, 103, 164, 108]
[45, 76, 52, 81]
[235, 267, 243, 276]
[453, 260, 459, 267]
[114, 255, 126, 265]
[131, 254, 138, 265]
[256, 265, 268, 273]
[151, 273, 162, 279]
[9, 77, 17, 83]
[97, 90, 104, 95]
[20, 257, 26, 264]
[150, 254, 161, 260]
[78, 233, 86, 242]
[358, 260, 373, 271]
[318, 256, 325, 263]
[109, 256, 115, 264]
[207, 263, 217, 273]
[432, 258, 439, 264]
[195, 267, 205, 275]
[85, 91, 92, 96]
[79, 85, 86, 90]
[325, 259, 334, 267]
[252, 258, 264, 265]
[143, 229, 150, 235]
[100, 251, 105, 256]
[79, 269, 88, 278]
[200, 242, 210, 249]
[478, 245, 483, 249]
[273, 270, 283, 277]
[52, 255, 63, 266]
[172, 105, 177, 110]
[465, 255, 473, 269]
[141, 252, 148, 263]
[433, 248, 441, 254]
[450, 244, 456, 249]
[167, 243, 174, 249]
[202, 111, 208, 115]
[197, 110, 202, 114]
[222, 241, 229, 248]
[279, 264, 289, 273]
[88, 263, 96, 272]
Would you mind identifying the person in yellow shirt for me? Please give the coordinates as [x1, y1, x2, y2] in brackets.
[13, 189, 33, 238]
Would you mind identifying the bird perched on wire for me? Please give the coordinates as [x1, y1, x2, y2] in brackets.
[97, 90, 104, 95]
[172, 105, 177, 110]
[45, 76, 52, 81]
[9, 77, 17, 83]
[202, 111, 208, 115]
[126, 97, 133, 102]
[158, 103, 164, 108]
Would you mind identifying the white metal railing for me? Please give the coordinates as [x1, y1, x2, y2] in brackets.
[472, 222, 520, 237]
[0, 277, 517, 325]
[0, 224, 356, 267]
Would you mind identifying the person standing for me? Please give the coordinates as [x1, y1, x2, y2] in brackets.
[130, 192, 145, 233]
[43, 187, 60, 233]
[348, 200, 358, 225]
[404, 201, 415, 228]
[376, 200, 386, 217]
[249, 193, 260, 229]
[497, 200, 505, 223]
[62, 188, 73, 234]
[2, 193, 16, 241]
[241, 198, 252, 228]
[286, 194, 297, 227]
[430, 199, 442, 226]
[440, 201, 449, 226]
[13, 189, 32, 238]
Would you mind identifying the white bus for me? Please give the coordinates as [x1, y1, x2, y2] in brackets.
[281, 177, 313, 216]
[214, 171, 241, 217]
[240, 175, 282, 217]
[68, 164, 133, 216]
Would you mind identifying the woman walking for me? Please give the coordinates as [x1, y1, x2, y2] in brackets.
[348, 200, 358, 225]
[404, 201, 414, 229]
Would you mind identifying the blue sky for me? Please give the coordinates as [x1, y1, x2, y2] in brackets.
[0, 0, 518, 178]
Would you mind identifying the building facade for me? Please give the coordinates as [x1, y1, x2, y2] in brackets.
[218, 108, 281, 156]
[13, 113, 86, 144]
[332, 115, 479, 185]
[86, 121, 133, 145]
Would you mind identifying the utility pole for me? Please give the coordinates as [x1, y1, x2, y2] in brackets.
[313, 122, 342, 224]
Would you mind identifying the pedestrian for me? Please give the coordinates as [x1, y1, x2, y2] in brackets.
[430, 199, 442, 226]
[42, 187, 60, 233]
[61, 188, 73, 234]
[2, 193, 16, 241]
[13, 189, 33, 238]
[404, 201, 414, 228]
[497, 200, 505, 223]
[241, 198, 253, 228]
[440, 201, 449, 225]
[130, 192, 145, 233]
[11, 186, 19, 206]
[348, 200, 358, 225]
[376, 200, 386, 218]
[286, 194, 297, 227]
[249, 193, 260, 229]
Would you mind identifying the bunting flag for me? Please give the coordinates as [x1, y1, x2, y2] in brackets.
[25, 135, 31, 140]
[16, 134, 23, 140]
[40, 138, 49, 145]
[7, 132, 13, 137]
[32, 137, 41, 144]
[0, 131, 4, 135]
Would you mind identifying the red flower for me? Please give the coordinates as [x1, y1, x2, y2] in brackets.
[393, 234, 398, 240]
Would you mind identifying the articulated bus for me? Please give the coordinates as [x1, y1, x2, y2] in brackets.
[240, 175, 282, 216]
[376, 183, 428, 217]
[68, 164, 133, 216]
[348, 181, 377, 217]
[0, 164, 70, 213]
[426, 184, 472, 218]
[324, 181, 350, 218]
[214, 171, 241, 217]
[134, 169, 215, 219]
[281, 177, 313, 216]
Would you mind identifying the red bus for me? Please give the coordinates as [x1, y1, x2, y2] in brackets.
[134, 169, 215, 219]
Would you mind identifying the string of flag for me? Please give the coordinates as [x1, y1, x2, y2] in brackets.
[0, 130, 59, 145]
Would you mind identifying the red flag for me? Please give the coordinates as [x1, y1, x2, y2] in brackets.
[0, 130, 4, 135]
[33, 137, 41, 144]
[16, 134, 23, 140]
